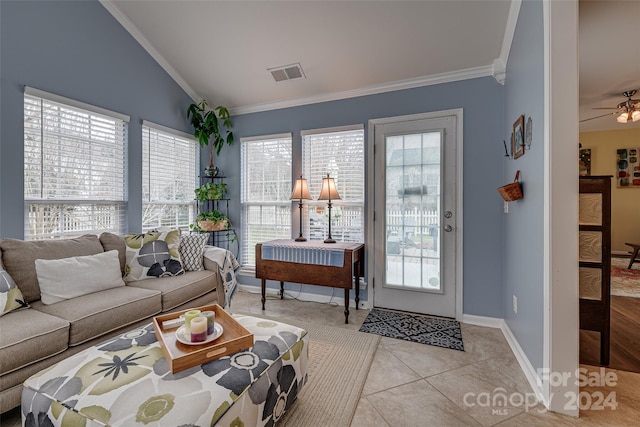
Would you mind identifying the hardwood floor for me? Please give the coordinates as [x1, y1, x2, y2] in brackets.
[580, 295, 640, 373]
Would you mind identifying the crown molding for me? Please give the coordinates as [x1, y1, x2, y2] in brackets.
[99, 0, 200, 102]
[493, 0, 523, 84]
[230, 65, 494, 116]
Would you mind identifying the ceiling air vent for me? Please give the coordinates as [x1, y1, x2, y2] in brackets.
[268, 63, 306, 82]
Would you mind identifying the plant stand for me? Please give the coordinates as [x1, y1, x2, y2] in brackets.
[196, 175, 238, 257]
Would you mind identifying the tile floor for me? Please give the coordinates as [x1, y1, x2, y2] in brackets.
[3, 289, 639, 426]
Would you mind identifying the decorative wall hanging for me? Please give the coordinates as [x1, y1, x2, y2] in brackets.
[512, 115, 525, 159]
[525, 116, 533, 149]
[616, 148, 640, 187]
[497, 170, 523, 202]
[579, 148, 592, 176]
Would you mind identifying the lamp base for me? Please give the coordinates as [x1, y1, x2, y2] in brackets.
[295, 236, 307, 242]
[324, 237, 336, 244]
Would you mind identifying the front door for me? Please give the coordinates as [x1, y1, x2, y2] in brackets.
[372, 112, 459, 318]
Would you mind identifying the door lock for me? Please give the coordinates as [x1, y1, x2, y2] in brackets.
[444, 224, 453, 232]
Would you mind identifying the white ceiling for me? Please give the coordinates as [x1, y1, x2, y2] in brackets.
[103, 0, 639, 131]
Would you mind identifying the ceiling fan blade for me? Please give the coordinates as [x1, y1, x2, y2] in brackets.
[579, 112, 618, 122]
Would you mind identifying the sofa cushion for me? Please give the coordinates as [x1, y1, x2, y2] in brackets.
[0, 235, 104, 303]
[127, 270, 216, 312]
[124, 230, 184, 282]
[179, 234, 209, 271]
[30, 286, 161, 346]
[99, 232, 126, 275]
[0, 308, 69, 375]
[0, 268, 28, 316]
[36, 250, 125, 305]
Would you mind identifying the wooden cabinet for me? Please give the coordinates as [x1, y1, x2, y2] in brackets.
[579, 176, 612, 365]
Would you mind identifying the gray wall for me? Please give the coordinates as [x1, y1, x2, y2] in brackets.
[0, 0, 194, 238]
[220, 77, 506, 317]
[502, 0, 545, 371]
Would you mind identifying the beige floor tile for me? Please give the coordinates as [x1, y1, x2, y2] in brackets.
[351, 396, 390, 427]
[363, 346, 421, 395]
[366, 379, 482, 426]
[426, 355, 533, 426]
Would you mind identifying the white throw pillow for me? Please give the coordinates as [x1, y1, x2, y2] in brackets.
[35, 250, 125, 305]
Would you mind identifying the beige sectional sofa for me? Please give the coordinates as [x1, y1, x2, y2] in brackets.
[0, 233, 225, 413]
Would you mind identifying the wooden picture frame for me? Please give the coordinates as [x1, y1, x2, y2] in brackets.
[512, 115, 525, 159]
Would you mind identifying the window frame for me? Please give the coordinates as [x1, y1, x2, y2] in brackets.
[23, 87, 129, 240]
[141, 120, 199, 232]
[240, 133, 293, 269]
[301, 125, 365, 243]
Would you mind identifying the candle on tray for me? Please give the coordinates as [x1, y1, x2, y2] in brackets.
[184, 310, 201, 334]
[190, 317, 207, 343]
[201, 311, 216, 335]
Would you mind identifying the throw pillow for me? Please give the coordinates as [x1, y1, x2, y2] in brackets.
[179, 234, 209, 271]
[124, 229, 184, 281]
[35, 250, 125, 305]
[0, 269, 28, 316]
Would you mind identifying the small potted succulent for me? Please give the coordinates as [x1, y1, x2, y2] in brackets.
[186, 100, 234, 176]
[191, 210, 230, 232]
[194, 182, 227, 202]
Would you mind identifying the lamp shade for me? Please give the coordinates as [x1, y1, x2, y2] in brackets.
[617, 112, 629, 124]
[290, 176, 311, 200]
[632, 110, 640, 122]
[318, 173, 341, 201]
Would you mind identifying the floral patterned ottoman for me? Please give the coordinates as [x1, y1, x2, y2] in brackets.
[21, 315, 308, 426]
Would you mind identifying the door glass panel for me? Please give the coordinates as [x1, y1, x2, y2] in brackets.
[385, 131, 442, 292]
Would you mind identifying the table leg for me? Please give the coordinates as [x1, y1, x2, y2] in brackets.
[261, 279, 266, 310]
[280, 281, 284, 299]
[628, 246, 639, 269]
[344, 288, 350, 324]
[354, 261, 360, 310]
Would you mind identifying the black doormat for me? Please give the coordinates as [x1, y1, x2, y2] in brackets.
[359, 308, 464, 351]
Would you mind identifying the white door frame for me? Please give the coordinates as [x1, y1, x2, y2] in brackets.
[367, 109, 463, 320]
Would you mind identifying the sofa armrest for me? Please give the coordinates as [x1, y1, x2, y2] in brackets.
[203, 258, 226, 308]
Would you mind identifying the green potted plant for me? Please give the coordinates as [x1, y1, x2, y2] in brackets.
[194, 182, 227, 202]
[190, 210, 230, 232]
[187, 100, 234, 176]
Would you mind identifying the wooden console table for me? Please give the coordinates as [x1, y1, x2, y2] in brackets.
[256, 241, 365, 324]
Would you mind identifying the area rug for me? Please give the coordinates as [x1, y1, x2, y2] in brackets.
[611, 257, 640, 298]
[240, 316, 380, 427]
[359, 308, 464, 351]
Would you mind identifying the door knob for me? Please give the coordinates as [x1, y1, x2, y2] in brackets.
[444, 224, 453, 232]
[444, 211, 453, 218]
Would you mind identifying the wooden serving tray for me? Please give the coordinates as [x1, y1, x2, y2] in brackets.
[153, 304, 254, 373]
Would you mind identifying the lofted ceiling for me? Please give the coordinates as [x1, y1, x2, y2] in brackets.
[102, 1, 639, 131]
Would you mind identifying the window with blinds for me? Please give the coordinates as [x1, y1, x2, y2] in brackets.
[24, 90, 128, 240]
[142, 123, 198, 231]
[241, 134, 292, 266]
[302, 126, 365, 242]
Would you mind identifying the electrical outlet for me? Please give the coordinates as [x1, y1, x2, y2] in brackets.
[504, 201, 509, 214]
[513, 295, 518, 314]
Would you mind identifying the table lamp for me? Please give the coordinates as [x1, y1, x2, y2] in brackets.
[317, 173, 341, 243]
[290, 175, 312, 241]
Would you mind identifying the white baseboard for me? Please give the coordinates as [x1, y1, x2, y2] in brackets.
[499, 320, 546, 405]
[462, 314, 545, 407]
[461, 314, 503, 328]
[237, 284, 364, 309]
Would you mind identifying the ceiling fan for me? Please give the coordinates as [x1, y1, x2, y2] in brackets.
[580, 90, 640, 123]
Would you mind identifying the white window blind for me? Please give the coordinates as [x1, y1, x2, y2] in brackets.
[24, 92, 128, 240]
[142, 122, 198, 231]
[302, 126, 365, 242]
[241, 134, 292, 266]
